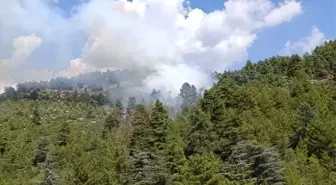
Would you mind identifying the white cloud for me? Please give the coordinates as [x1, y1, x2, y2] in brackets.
[281, 26, 326, 55]
[264, 0, 302, 26]
[0, 34, 42, 92]
[11, 35, 42, 65]
[0, 0, 303, 95]
[56, 58, 90, 78]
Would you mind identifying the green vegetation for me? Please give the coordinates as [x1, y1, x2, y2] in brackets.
[1, 40, 336, 184]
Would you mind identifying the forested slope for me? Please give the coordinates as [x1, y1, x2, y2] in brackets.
[0, 40, 336, 185]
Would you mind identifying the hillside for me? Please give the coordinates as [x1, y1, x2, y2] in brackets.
[0, 40, 336, 185]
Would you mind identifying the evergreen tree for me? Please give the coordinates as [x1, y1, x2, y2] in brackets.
[3, 86, 16, 99]
[150, 89, 161, 104]
[30, 89, 39, 100]
[224, 141, 285, 185]
[57, 121, 70, 146]
[150, 100, 169, 151]
[186, 106, 213, 156]
[78, 89, 91, 102]
[103, 111, 120, 135]
[115, 99, 124, 111]
[129, 102, 170, 185]
[127, 96, 137, 114]
[32, 103, 41, 125]
[287, 54, 302, 77]
[72, 90, 78, 101]
[176, 154, 226, 185]
[130, 152, 169, 185]
[179, 82, 198, 107]
[40, 154, 58, 185]
[0, 142, 4, 156]
[130, 104, 150, 154]
[33, 137, 50, 166]
[91, 93, 106, 105]
[252, 146, 286, 185]
[290, 102, 316, 149]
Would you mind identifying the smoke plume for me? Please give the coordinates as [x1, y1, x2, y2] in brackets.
[0, 0, 302, 95]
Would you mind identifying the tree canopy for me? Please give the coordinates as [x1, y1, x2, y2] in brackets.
[0, 40, 336, 185]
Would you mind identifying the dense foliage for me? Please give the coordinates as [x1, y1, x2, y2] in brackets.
[0, 40, 335, 185]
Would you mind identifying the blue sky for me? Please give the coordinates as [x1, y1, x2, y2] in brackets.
[56, 0, 336, 63]
[247, 0, 336, 62]
[183, 0, 336, 62]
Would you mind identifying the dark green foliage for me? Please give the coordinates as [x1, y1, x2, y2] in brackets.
[290, 102, 316, 149]
[150, 100, 169, 150]
[179, 82, 198, 107]
[115, 99, 124, 110]
[287, 55, 302, 77]
[0, 40, 336, 184]
[129, 102, 170, 185]
[32, 104, 41, 125]
[91, 93, 106, 105]
[224, 141, 285, 185]
[127, 96, 137, 114]
[130, 152, 169, 185]
[130, 104, 150, 153]
[186, 106, 213, 155]
[175, 154, 227, 185]
[3, 86, 17, 99]
[104, 110, 121, 133]
[30, 90, 39, 100]
[33, 137, 50, 166]
[57, 121, 71, 146]
[40, 154, 58, 185]
[0, 137, 6, 155]
[78, 89, 91, 102]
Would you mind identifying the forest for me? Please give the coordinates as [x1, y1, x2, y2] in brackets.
[0, 40, 336, 185]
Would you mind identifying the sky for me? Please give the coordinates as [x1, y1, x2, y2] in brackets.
[0, 0, 335, 94]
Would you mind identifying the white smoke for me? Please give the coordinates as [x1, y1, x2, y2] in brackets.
[0, 0, 303, 95]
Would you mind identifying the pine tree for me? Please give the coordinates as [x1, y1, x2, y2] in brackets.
[150, 89, 161, 104]
[129, 101, 170, 185]
[3, 86, 16, 99]
[287, 54, 302, 77]
[130, 152, 170, 185]
[130, 104, 150, 154]
[150, 100, 169, 151]
[176, 154, 226, 185]
[103, 111, 121, 135]
[179, 82, 198, 108]
[30, 89, 39, 100]
[0, 136, 6, 155]
[223, 141, 285, 185]
[115, 99, 123, 110]
[33, 137, 49, 166]
[186, 106, 213, 156]
[290, 102, 316, 149]
[165, 116, 188, 177]
[72, 90, 78, 101]
[211, 107, 241, 161]
[252, 146, 286, 185]
[115, 99, 124, 118]
[32, 103, 41, 125]
[57, 121, 70, 146]
[223, 141, 255, 183]
[96, 93, 106, 105]
[127, 96, 137, 114]
[78, 88, 91, 102]
[40, 154, 58, 185]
